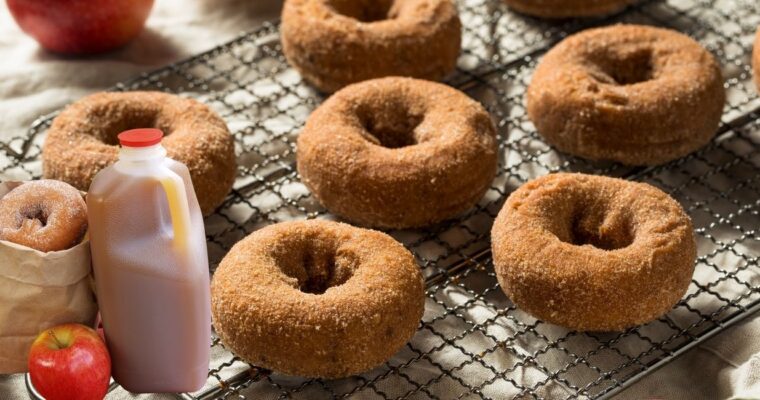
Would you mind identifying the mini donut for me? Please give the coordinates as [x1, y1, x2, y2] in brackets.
[527, 24, 725, 166]
[502, 0, 635, 18]
[281, 0, 461, 93]
[754, 27, 760, 92]
[491, 173, 696, 331]
[211, 220, 425, 378]
[42, 91, 236, 215]
[297, 77, 499, 229]
[0, 180, 88, 253]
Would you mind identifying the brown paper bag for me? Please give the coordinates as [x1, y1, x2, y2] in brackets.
[0, 181, 97, 374]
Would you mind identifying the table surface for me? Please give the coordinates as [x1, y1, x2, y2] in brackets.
[0, 0, 759, 399]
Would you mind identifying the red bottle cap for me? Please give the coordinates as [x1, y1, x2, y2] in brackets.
[118, 129, 164, 148]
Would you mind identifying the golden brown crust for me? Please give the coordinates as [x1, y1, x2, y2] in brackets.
[527, 24, 725, 166]
[754, 27, 760, 92]
[0, 180, 87, 252]
[502, 0, 635, 18]
[42, 91, 236, 215]
[281, 0, 461, 93]
[210, 220, 425, 378]
[296, 77, 498, 229]
[491, 173, 696, 332]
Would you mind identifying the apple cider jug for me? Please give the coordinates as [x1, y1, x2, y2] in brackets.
[87, 129, 210, 393]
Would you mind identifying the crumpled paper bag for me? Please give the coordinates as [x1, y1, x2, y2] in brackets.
[0, 181, 97, 374]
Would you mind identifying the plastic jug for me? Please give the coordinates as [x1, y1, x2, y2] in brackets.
[87, 128, 210, 393]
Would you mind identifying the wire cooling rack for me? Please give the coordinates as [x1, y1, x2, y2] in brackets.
[5, 0, 760, 399]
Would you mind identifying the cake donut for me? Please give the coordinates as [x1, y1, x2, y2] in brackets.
[297, 77, 498, 229]
[754, 27, 760, 92]
[491, 173, 696, 331]
[0, 180, 87, 252]
[502, 0, 635, 18]
[42, 91, 236, 215]
[211, 220, 425, 378]
[527, 24, 725, 166]
[281, 0, 461, 93]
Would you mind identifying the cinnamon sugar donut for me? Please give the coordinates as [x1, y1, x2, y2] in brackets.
[754, 27, 760, 92]
[502, 0, 635, 18]
[527, 24, 725, 166]
[281, 0, 461, 93]
[297, 77, 498, 229]
[0, 180, 87, 252]
[491, 173, 696, 331]
[42, 91, 236, 215]
[211, 220, 425, 378]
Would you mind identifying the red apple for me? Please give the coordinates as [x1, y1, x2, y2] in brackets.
[6, 0, 154, 55]
[28, 323, 111, 400]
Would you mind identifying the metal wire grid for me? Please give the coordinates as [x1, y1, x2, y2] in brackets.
[3, 0, 760, 398]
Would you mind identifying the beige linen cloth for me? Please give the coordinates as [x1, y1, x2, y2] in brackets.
[1, 0, 759, 399]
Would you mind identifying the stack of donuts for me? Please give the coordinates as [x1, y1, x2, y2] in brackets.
[23, 0, 760, 381]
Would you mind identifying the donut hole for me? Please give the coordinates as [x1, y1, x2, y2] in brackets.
[570, 220, 634, 250]
[590, 48, 655, 85]
[98, 115, 160, 146]
[356, 99, 425, 149]
[327, 0, 396, 22]
[88, 105, 173, 145]
[274, 236, 356, 295]
[17, 204, 49, 228]
[568, 209, 635, 251]
[298, 251, 355, 294]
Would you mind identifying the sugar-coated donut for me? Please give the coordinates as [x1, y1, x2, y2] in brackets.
[0, 180, 87, 252]
[527, 24, 725, 166]
[42, 91, 236, 215]
[754, 27, 760, 92]
[491, 173, 696, 332]
[502, 0, 635, 18]
[297, 77, 498, 229]
[211, 220, 425, 378]
[281, 0, 461, 93]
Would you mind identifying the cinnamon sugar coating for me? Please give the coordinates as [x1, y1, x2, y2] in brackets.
[297, 77, 499, 229]
[491, 173, 696, 332]
[211, 220, 425, 378]
[0, 180, 87, 252]
[42, 91, 236, 215]
[502, 0, 635, 18]
[754, 27, 760, 92]
[527, 24, 725, 166]
[281, 0, 461, 93]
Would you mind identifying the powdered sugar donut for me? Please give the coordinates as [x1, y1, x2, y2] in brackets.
[0, 180, 87, 252]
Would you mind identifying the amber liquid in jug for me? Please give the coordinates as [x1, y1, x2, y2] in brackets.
[87, 129, 210, 393]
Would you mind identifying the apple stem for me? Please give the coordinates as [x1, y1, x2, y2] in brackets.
[49, 329, 64, 349]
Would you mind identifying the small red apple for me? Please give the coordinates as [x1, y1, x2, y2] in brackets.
[28, 323, 111, 400]
[6, 0, 154, 55]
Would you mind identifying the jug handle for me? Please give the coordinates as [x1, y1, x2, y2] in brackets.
[158, 170, 191, 250]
